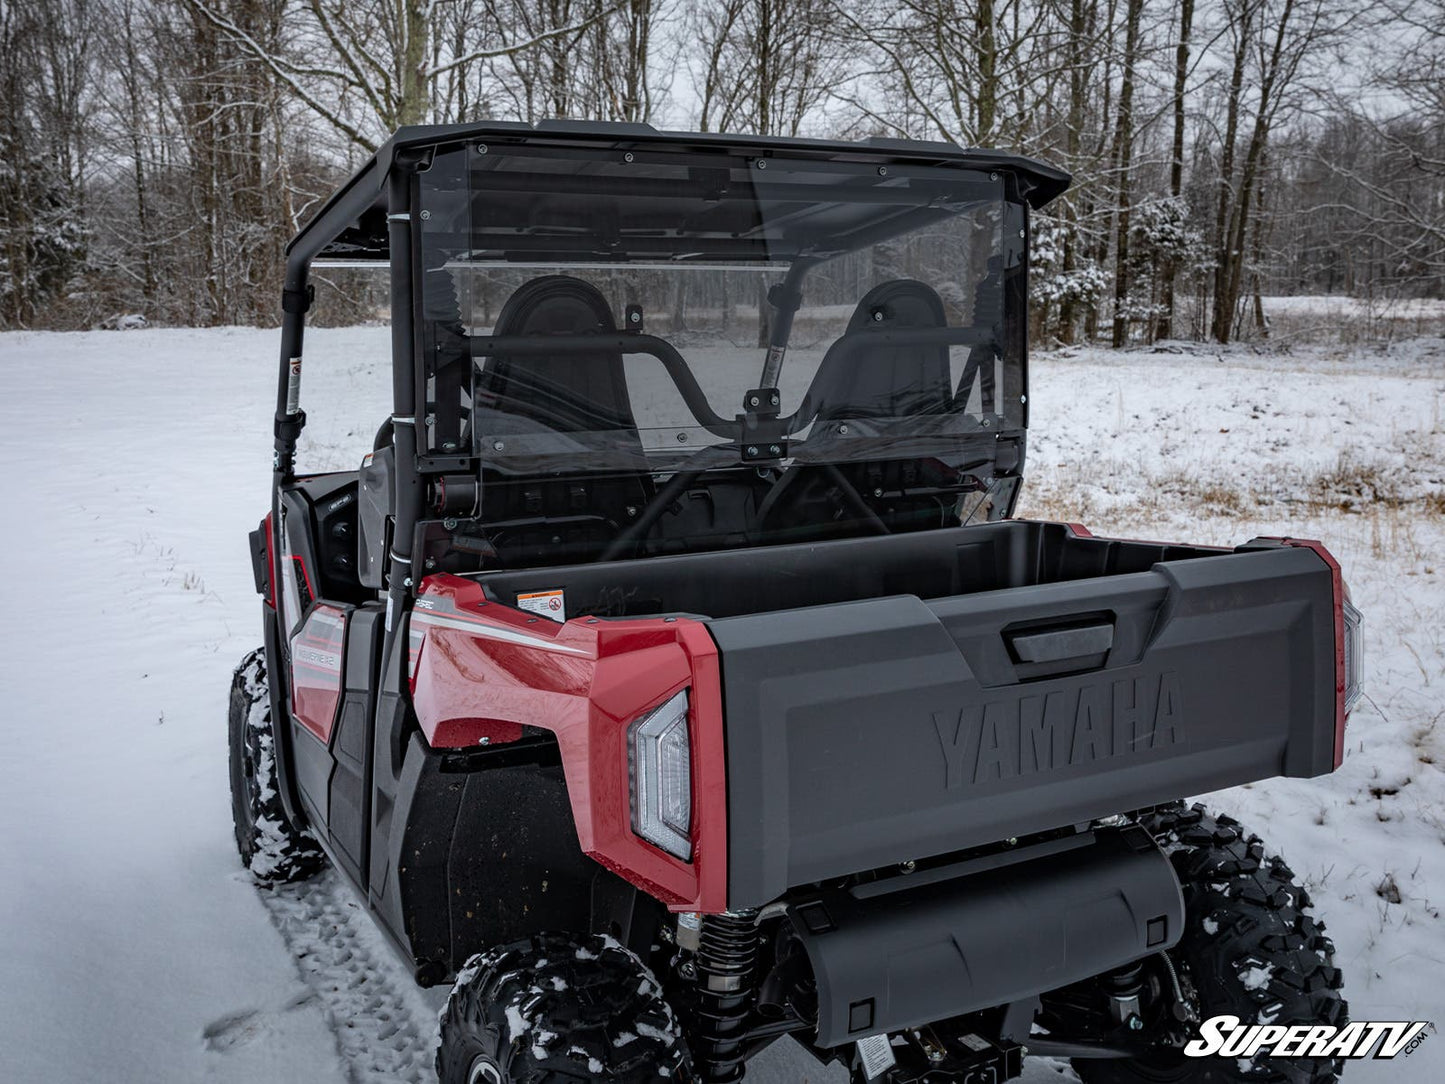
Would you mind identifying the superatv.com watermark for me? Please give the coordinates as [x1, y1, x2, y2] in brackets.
[1185, 1015, 1435, 1060]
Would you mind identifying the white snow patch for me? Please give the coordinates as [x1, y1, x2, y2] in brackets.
[635, 1021, 678, 1047]
[505, 1005, 531, 1042]
[1238, 963, 1275, 991]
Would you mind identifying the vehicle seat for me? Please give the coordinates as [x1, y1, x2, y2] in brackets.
[761, 280, 959, 538]
[475, 276, 653, 566]
[799, 279, 954, 423]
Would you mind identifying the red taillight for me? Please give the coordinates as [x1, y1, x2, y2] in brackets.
[1275, 538, 1348, 769]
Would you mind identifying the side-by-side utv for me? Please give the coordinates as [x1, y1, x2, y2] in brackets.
[230, 120, 1360, 1084]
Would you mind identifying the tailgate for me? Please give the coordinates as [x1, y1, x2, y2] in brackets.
[708, 543, 1337, 908]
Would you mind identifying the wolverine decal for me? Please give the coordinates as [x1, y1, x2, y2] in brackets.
[933, 671, 1185, 788]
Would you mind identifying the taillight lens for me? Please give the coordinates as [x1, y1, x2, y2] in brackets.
[1342, 591, 1363, 715]
[628, 689, 692, 860]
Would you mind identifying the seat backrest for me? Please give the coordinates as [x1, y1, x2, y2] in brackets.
[476, 275, 639, 437]
[769, 280, 958, 541]
[474, 275, 653, 566]
[799, 279, 954, 424]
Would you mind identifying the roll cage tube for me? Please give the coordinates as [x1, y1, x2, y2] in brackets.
[387, 152, 427, 632]
[468, 324, 997, 439]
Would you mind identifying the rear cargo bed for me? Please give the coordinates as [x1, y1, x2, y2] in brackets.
[478, 522, 1339, 908]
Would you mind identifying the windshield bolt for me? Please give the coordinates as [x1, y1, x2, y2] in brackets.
[475, 143, 488, 155]
[877, 166, 888, 176]
[899, 859, 916, 873]
[838, 424, 849, 434]
[874, 488, 883, 497]
[420, 209, 431, 220]
[492, 439, 505, 451]
[677, 432, 689, 443]
[755, 159, 767, 170]
[747, 446, 759, 457]
[990, 172, 999, 181]
[624, 151, 635, 163]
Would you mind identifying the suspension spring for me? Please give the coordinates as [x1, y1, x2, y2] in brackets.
[692, 909, 760, 1082]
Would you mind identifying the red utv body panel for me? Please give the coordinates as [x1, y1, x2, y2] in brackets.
[406, 574, 728, 913]
[290, 604, 347, 743]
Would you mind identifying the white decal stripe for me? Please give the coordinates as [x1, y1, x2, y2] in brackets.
[411, 612, 591, 656]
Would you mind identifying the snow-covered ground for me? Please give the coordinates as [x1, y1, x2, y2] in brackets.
[1, 326, 1441, 1082]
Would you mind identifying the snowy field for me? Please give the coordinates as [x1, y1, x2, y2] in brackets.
[2, 325, 1443, 1082]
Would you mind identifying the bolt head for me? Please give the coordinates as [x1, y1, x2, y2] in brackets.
[878, 165, 888, 176]
[420, 209, 431, 220]
[492, 439, 505, 451]
[475, 143, 488, 155]
[747, 445, 759, 456]
[1128, 1015, 1144, 1031]
[756, 159, 767, 169]
[624, 151, 635, 163]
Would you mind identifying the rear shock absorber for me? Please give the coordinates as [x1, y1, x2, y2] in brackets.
[1104, 961, 1145, 1031]
[691, 909, 760, 1082]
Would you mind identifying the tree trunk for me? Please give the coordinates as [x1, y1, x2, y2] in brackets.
[1110, 0, 1144, 348]
[1156, 0, 1194, 341]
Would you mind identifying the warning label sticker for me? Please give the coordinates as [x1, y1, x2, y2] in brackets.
[517, 588, 566, 623]
[855, 1035, 896, 1080]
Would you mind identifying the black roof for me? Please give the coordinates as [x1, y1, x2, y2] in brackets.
[286, 119, 1071, 268]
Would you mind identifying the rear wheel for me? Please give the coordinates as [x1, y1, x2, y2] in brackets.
[228, 647, 324, 885]
[436, 932, 693, 1083]
[1073, 803, 1347, 1084]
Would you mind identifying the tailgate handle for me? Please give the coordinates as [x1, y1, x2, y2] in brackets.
[1009, 623, 1114, 664]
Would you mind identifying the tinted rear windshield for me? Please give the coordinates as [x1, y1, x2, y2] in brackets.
[415, 142, 1027, 477]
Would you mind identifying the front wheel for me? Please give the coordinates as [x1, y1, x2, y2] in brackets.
[436, 932, 694, 1083]
[1073, 803, 1347, 1084]
[228, 647, 324, 885]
